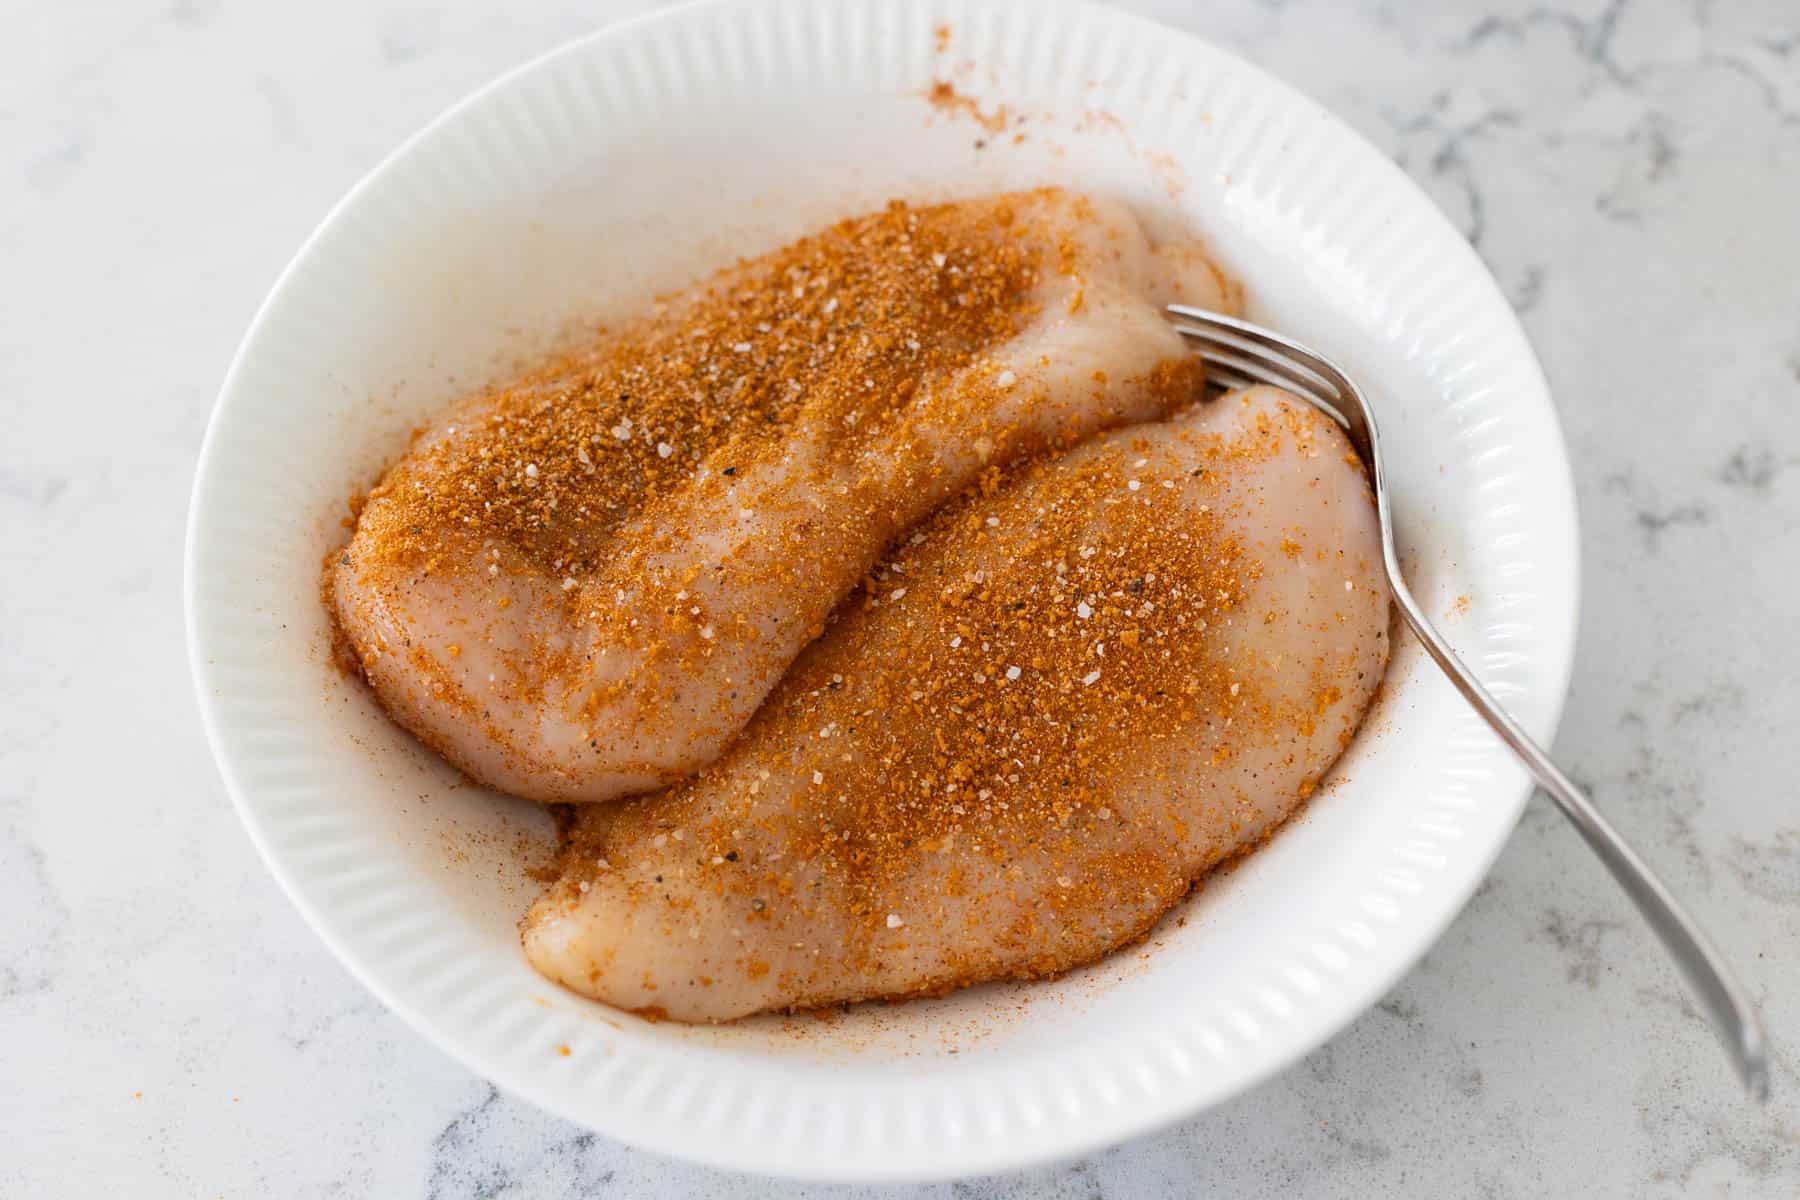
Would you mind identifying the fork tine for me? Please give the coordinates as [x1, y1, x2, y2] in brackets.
[1180, 337, 1356, 432]
[1167, 304, 1366, 408]
[1169, 323, 1340, 401]
[1166, 309, 1361, 434]
[1191, 345, 1335, 406]
[1167, 304, 1344, 382]
[1202, 363, 1258, 394]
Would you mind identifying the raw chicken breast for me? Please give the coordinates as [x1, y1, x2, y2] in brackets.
[334, 189, 1237, 801]
[522, 386, 1389, 1020]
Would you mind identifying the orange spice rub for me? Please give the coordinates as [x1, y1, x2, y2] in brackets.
[352, 201, 1046, 575]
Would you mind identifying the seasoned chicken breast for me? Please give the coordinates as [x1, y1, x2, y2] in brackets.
[333, 189, 1237, 802]
[522, 386, 1388, 1021]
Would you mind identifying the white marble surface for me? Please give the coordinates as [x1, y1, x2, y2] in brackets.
[5, 0, 1798, 1194]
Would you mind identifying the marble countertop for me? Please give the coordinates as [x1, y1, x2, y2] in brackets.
[6, 0, 1798, 1194]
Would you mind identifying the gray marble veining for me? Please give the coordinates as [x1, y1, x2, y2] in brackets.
[4, 0, 1797, 1195]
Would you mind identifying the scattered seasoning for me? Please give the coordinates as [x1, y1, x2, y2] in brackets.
[926, 80, 1011, 133]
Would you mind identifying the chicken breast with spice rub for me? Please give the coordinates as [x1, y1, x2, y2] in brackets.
[522, 386, 1389, 1020]
[333, 189, 1239, 802]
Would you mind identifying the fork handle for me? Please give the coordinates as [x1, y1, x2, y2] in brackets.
[1387, 569, 1769, 1099]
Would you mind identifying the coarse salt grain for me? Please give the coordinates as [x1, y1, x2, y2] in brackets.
[524, 463, 539, 479]
[886, 913, 905, 928]
[890, 587, 907, 600]
[1005, 665, 1022, 681]
[995, 369, 1016, 388]
[812, 771, 824, 785]
[699, 624, 716, 640]
[1127, 479, 1141, 491]
[1076, 601, 1093, 619]
[657, 442, 673, 458]
[1082, 669, 1102, 686]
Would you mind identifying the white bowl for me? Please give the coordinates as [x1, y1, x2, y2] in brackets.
[186, 0, 1578, 1182]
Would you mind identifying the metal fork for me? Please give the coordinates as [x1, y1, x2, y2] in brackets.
[1167, 304, 1769, 1099]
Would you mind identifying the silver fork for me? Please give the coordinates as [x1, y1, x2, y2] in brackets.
[1167, 304, 1769, 1099]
